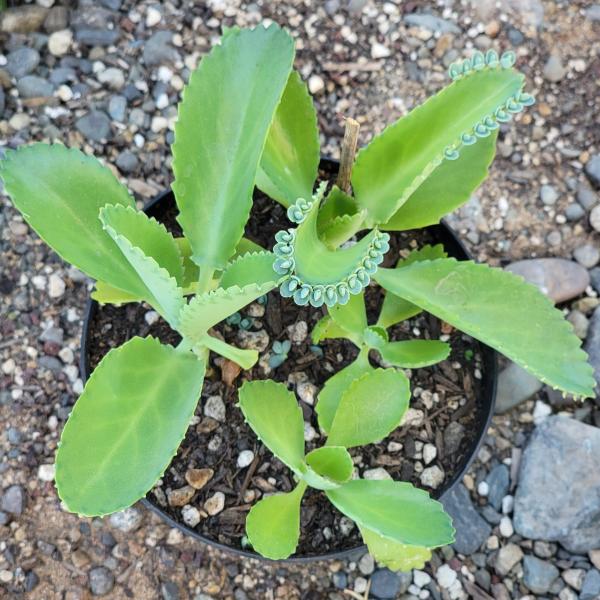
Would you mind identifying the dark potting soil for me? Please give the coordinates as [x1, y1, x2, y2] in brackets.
[85, 169, 487, 557]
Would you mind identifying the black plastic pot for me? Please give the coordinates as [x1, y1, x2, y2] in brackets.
[80, 158, 497, 564]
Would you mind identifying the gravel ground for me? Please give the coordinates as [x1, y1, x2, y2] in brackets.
[1, 0, 600, 598]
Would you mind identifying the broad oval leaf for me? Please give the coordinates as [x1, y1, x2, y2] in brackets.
[352, 69, 525, 226]
[0, 143, 145, 297]
[100, 206, 185, 329]
[302, 446, 354, 490]
[326, 479, 455, 547]
[382, 133, 497, 230]
[172, 25, 295, 269]
[56, 337, 206, 516]
[257, 70, 320, 208]
[374, 259, 596, 398]
[359, 526, 432, 572]
[238, 380, 305, 476]
[246, 482, 306, 559]
[377, 244, 448, 329]
[378, 339, 451, 369]
[327, 368, 410, 448]
[316, 352, 372, 434]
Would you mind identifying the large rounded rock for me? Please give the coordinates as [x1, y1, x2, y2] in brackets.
[505, 258, 590, 304]
[514, 416, 600, 552]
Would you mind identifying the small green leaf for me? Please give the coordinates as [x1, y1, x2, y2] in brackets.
[311, 314, 352, 344]
[92, 281, 142, 305]
[220, 251, 277, 290]
[359, 526, 432, 572]
[238, 380, 306, 476]
[382, 133, 497, 230]
[329, 292, 367, 340]
[327, 369, 410, 448]
[326, 480, 455, 547]
[172, 25, 295, 270]
[100, 206, 185, 329]
[316, 352, 373, 434]
[377, 340, 451, 369]
[302, 446, 354, 490]
[198, 335, 258, 370]
[0, 143, 145, 297]
[257, 70, 320, 207]
[56, 337, 206, 516]
[174, 237, 200, 289]
[231, 237, 264, 259]
[180, 282, 276, 340]
[319, 211, 368, 249]
[246, 481, 306, 559]
[377, 245, 448, 329]
[374, 259, 596, 398]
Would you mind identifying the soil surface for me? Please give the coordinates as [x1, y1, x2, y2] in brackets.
[85, 167, 489, 557]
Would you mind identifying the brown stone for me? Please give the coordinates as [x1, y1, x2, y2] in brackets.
[185, 468, 214, 490]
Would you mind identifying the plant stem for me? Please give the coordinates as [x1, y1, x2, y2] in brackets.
[197, 266, 215, 294]
[336, 117, 360, 194]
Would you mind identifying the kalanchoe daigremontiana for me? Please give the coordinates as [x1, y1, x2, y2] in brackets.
[237, 378, 453, 570]
[0, 21, 595, 573]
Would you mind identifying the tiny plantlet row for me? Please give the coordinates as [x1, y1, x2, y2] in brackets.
[1, 24, 595, 569]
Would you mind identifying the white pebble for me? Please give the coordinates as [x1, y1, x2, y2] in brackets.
[38, 463, 56, 482]
[533, 400, 552, 424]
[48, 29, 72, 56]
[308, 74, 325, 94]
[48, 274, 65, 298]
[436, 564, 457, 589]
[181, 505, 200, 527]
[478, 481, 489, 496]
[204, 491, 225, 516]
[237, 450, 254, 468]
[502, 494, 514, 514]
[413, 570, 431, 588]
[146, 6, 162, 27]
[499, 516, 514, 538]
[423, 443, 437, 465]
[420, 465, 444, 489]
[297, 381, 317, 405]
[363, 467, 392, 480]
[304, 422, 317, 442]
[204, 395, 226, 422]
[371, 42, 391, 59]
[144, 311, 160, 325]
[402, 408, 425, 427]
[58, 347, 74, 364]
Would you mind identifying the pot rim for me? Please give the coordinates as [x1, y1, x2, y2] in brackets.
[78, 158, 497, 564]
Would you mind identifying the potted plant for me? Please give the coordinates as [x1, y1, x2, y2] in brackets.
[1, 24, 594, 570]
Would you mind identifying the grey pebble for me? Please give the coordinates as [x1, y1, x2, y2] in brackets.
[89, 566, 114, 596]
[7, 47, 40, 78]
[108, 94, 127, 122]
[585, 154, 600, 188]
[573, 244, 600, 269]
[17, 75, 54, 98]
[76, 110, 111, 142]
[522, 555, 559, 594]
[116, 150, 138, 174]
[1, 485, 25, 516]
[540, 184, 559, 205]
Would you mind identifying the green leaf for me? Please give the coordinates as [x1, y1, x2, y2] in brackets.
[174, 237, 200, 289]
[377, 340, 451, 369]
[326, 480, 455, 547]
[100, 206, 185, 329]
[257, 70, 320, 207]
[377, 245, 448, 329]
[317, 186, 366, 248]
[172, 25, 295, 270]
[55, 337, 206, 516]
[382, 133, 498, 230]
[238, 380, 306, 476]
[92, 281, 141, 305]
[179, 282, 276, 340]
[246, 481, 306, 559]
[311, 314, 351, 344]
[302, 446, 354, 490]
[231, 237, 264, 259]
[327, 369, 410, 448]
[352, 67, 526, 226]
[329, 292, 367, 342]
[359, 526, 432, 572]
[0, 143, 146, 297]
[199, 335, 258, 370]
[100, 205, 183, 281]
[220, 251, 277, 290]
[316, 352, 372, 434]
[374, 259, 596, 398]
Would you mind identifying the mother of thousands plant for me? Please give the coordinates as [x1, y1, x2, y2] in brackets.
[1, 24, 595, 570]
